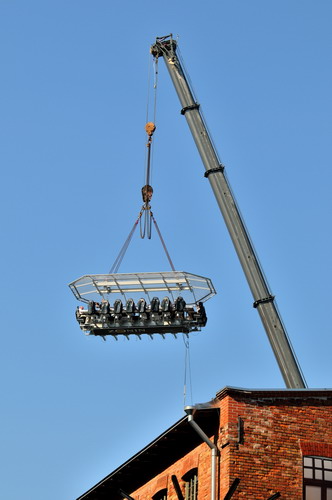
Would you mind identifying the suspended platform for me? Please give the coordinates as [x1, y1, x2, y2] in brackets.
[69, 271, 216, 339]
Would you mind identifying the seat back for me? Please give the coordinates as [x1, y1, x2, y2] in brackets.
[150, 297, 160, 313]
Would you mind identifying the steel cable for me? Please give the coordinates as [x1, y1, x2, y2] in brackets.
[109, 212, 142, 274]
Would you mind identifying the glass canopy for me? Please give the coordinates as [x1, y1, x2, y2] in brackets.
[69, 271, 216, 306]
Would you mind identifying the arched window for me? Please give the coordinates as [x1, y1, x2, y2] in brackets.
[182, 468, 198, 500]
[152, 488, 167, 500]
[303, 456, 332, 499]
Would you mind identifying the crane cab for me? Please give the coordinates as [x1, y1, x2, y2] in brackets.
[69, 271, 216, 339]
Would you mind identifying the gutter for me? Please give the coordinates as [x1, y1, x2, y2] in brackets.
[184, 406, 218, 500]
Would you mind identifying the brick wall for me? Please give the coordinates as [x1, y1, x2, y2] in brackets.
[130, 391, 332, 500]
[131, 439, 211, 500]
[217, 391, 332, 499]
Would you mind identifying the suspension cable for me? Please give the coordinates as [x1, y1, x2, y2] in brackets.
[151, 211, 176, 271]
[145, 54, 152, 125]
[109, 211, 143, 274]
[183, 335, 193, 407]
[153, 55, 158, 125]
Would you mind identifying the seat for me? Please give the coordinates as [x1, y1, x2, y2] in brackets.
[100, 300, 110, 314]
[137, 298, 148, 320]
[150, 296, 160, 312]
[137, 298, 147, 313]
[100, 300, 111, 323]
[88, 301, 97, 315]
[161, 296, 171, 312]
[174, 296, 186, 312]
[113, 299, 123, 319]
[125, 298, 135, 314]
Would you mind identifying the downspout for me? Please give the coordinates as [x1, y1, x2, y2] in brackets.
[184, 406, 218, 500]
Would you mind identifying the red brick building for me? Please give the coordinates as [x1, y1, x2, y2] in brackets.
[77, 388, 332, 500]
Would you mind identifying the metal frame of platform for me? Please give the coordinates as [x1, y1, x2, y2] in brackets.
[69, 271, 216, 338]
[76, 309, 206, 338]
[69, 271, 216, 305]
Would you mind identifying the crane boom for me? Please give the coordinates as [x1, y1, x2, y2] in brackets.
[151, 36, 306, 389]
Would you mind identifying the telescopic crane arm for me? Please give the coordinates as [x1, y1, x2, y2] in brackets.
[151, 36, 306, 389]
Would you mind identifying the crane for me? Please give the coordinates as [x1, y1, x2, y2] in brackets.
[151, 35, 306, 389]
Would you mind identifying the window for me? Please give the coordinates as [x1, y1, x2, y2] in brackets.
[304, 456, 332, 500]
[182, 468, 198, 500]
[152, 488, 167, 500]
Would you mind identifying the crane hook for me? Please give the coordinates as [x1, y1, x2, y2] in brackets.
[145, 121, 156, 139]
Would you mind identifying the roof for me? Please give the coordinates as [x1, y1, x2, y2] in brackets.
[215, 386, 332, 401]
[77, 407, 219, 500]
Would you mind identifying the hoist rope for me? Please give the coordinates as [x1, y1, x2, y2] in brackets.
[153, 56, 158, 125]
[144, 56, 158, 186]
[145, 128, 153, 191]
[145, 54, 152, 125]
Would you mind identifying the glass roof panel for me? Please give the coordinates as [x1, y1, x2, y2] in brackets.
[69, 271, 216, 305]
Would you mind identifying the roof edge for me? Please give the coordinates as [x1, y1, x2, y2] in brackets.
[77, 407, 219, 500]
[214, 386, 332, 401]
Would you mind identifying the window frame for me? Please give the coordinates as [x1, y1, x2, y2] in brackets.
[182, 468, 198, 500]
[303, 455, 332, 500]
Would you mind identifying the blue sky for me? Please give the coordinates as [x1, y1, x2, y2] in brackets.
[1, 1, 331, 499]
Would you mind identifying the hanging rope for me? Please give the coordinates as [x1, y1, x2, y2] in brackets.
[153, 55, 158, 125]
[145, 54, 152, 125]
[183, 335, 193, 407]
[145, 54, 158, 127]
